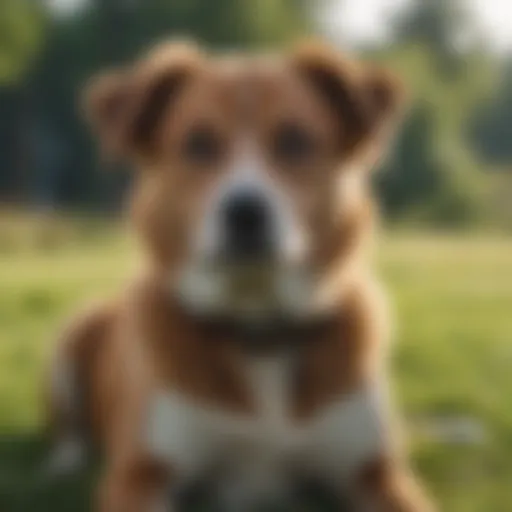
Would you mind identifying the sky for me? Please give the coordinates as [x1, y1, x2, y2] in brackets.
[320, 0, 512, 53]
[49, 0, 512, 54]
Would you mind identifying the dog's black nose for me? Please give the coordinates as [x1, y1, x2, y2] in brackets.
[222, 191, 273, 259]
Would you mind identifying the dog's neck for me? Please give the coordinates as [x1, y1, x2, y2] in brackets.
[189, 309, 336, 356]
[130, 271, 377, 419]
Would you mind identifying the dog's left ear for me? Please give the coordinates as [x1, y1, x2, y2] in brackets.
[291, 41, 406, 159]
[83, 41, 203, 161]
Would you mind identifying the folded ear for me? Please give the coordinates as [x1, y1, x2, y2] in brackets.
[83, 41, 203, 160]
[291, 41, 406, 159]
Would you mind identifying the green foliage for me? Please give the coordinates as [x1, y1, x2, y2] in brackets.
[378, 103, 443, 214]
[0, 0, 511, 226]
[0, 0, 309, 205]
[372, 0, 500, 227]
[472, 62, 512, 165]
[0, 0, 46, 84]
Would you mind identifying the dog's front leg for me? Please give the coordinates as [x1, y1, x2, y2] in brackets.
[99, 458, 173, 512]
[354, 457, 436, 512]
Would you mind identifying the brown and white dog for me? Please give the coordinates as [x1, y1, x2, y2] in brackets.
[47, 40, 434, 511]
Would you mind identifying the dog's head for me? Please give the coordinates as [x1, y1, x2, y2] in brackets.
[84, 41, 405, 319]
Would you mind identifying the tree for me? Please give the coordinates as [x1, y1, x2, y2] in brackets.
[0, 0, 47, 200]
[0, 0, 46, 84]
[393, 0, 479, 78]
[471, 60, 512, 167]
[373, 0, 497, 225]
[1, 0, 310, 206]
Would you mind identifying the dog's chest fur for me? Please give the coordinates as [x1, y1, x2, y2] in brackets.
[145, 351, 386, 507]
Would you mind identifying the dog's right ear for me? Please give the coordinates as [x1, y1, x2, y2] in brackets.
[291, 41, 406, 161]
[83, 42, 203, 160]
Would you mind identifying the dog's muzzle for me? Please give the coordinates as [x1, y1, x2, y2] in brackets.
[177, 183, 311, 321]
[220, 189, 274, 262]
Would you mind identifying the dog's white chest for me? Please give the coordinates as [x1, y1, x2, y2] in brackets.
[243, 354, 294, 433]
[145, 355, 386, 504]
[146, 355, 296, 469]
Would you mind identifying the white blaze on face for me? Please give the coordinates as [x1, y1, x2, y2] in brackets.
[144, 383, 389, 508]
[194, 140, 307, 264]
[177, 140, 312, 318]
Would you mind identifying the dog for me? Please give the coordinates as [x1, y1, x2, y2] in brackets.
[46, 40, 435, 511]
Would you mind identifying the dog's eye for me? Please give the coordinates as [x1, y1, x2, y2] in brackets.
[182, 125, 223, 164]
[272, 122, 316, 164]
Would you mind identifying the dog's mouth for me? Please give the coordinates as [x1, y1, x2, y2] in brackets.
[173, 259, 336, 353]
[174, 259, 315, 322]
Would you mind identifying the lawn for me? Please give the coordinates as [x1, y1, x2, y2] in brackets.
[1, 221, 511, 511]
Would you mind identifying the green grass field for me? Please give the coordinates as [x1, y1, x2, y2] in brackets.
[1, 221, 511, 511]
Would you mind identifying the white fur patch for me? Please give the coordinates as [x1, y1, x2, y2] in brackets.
[305, 384, 388, 483]
[144, 354, 387, 507]
[177, 141, 314, 319]
[194, 141, 307, 263]
[176, 263, 313, 320]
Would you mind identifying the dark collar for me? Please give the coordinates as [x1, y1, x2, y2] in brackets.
[190, 311, 337, 354]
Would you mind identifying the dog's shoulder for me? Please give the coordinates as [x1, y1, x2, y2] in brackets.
[295, 273, 391, 419]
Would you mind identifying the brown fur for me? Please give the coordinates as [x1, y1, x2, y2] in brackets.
[48, 40, 434, 511]
[357, 457, 435, 512]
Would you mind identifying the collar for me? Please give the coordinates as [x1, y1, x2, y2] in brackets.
[190, 310, 337, 354]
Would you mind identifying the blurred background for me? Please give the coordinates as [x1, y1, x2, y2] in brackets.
[0, 0, 511, 510]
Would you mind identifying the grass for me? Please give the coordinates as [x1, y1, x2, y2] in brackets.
[0, 217, 511, 511]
